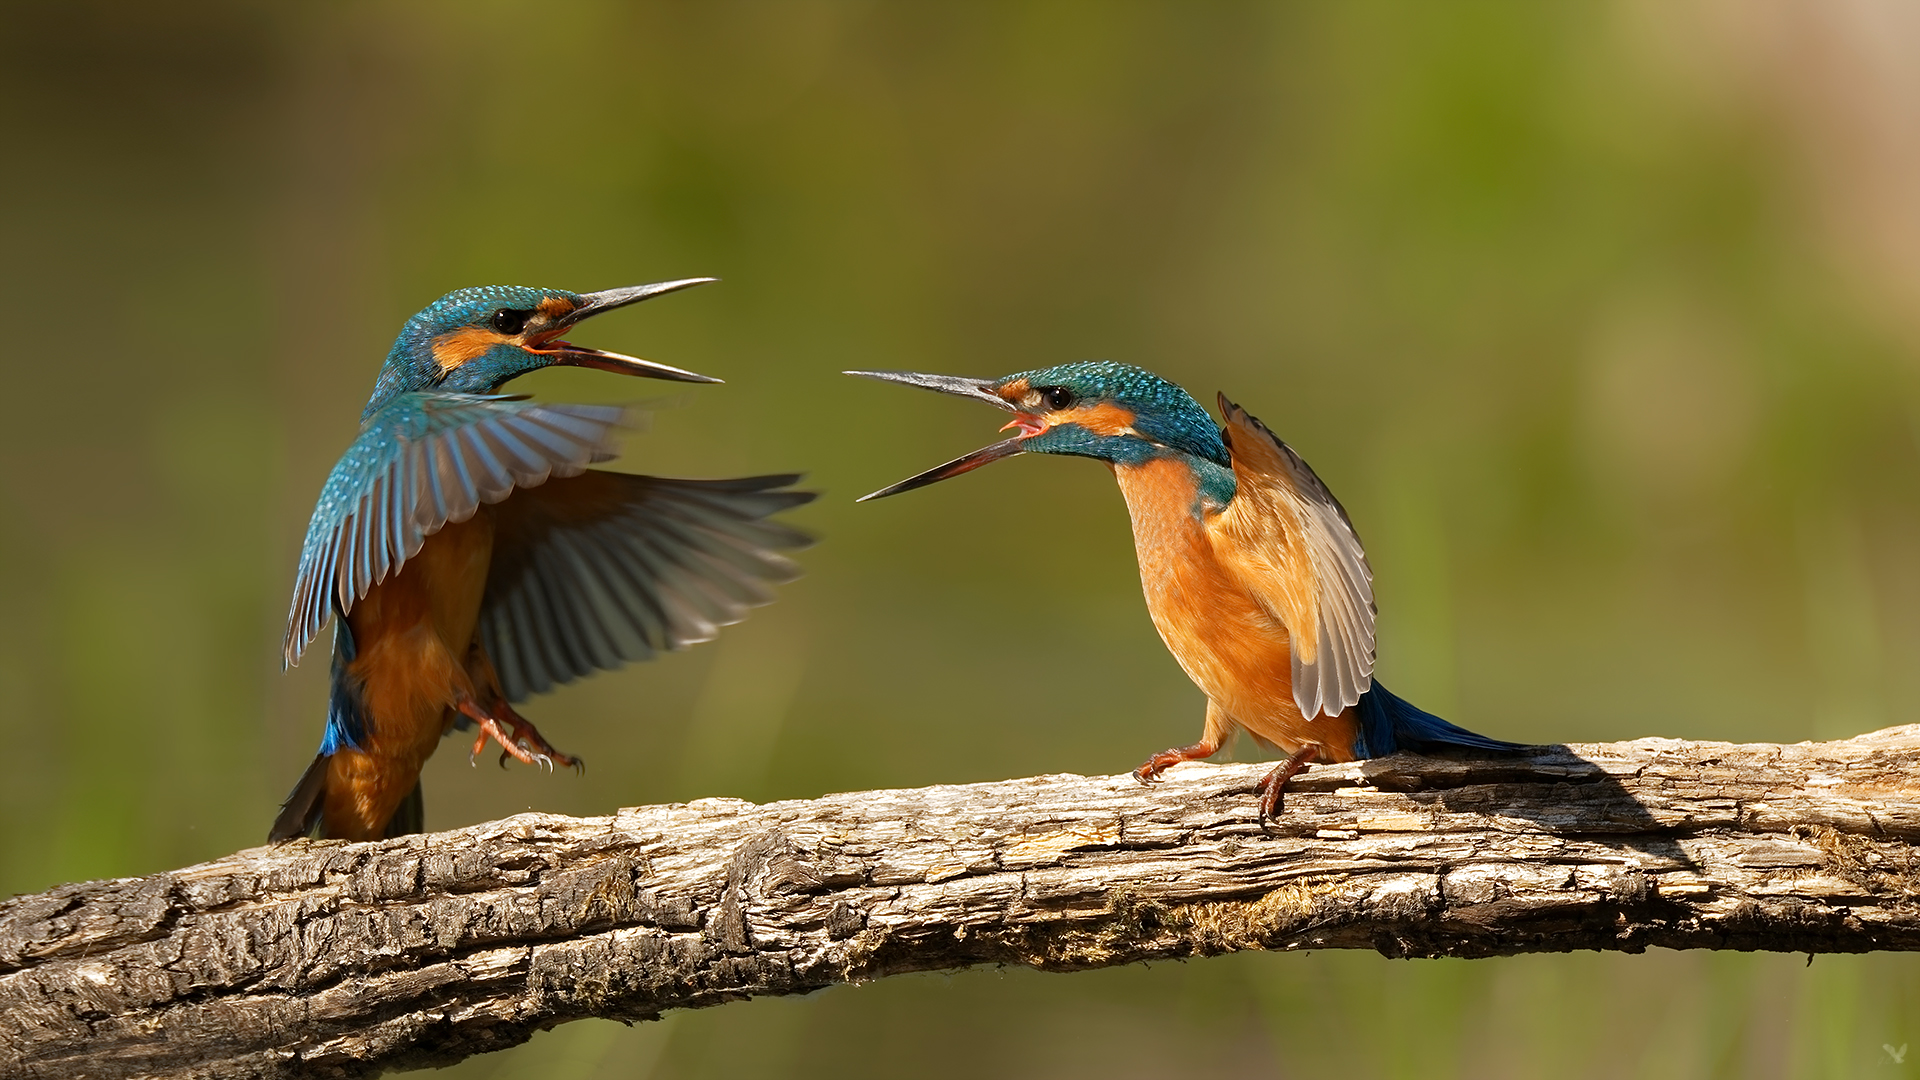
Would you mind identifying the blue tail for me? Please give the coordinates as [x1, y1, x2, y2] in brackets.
[1351, 681, 1523, 759]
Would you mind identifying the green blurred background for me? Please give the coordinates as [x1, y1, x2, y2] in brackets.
[4, 1, 1918, 1076]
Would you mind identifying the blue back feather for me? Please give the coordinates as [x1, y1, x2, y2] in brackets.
[319, 614, 367, 756]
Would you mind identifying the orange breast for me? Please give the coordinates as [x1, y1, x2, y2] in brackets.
[1112, 457, 1358, 761]
[323, 511, 496, 837]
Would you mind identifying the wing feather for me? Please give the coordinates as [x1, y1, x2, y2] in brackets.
[1208, 394, 1376, 719]
[350, 482, 376, 598]
[496, 587, 538, 695]
[480, 472, 816, 700]
[282, 393, 631, 665]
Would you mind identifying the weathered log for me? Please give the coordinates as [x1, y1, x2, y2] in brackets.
[5, 726, 1920, 1079]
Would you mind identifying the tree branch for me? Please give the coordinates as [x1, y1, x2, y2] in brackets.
[6, 727, 1920, 1079]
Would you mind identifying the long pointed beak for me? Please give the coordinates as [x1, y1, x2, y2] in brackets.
[855, 437, 1027, 501]
[544, 278, 723, 383]
[571, 278, 717, 320]
[844, 369, 1018, 411]
[845, 369, 1030, 500]
[544, 344, 721, 383]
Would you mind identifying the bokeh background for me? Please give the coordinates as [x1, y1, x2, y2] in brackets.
[4, 1, 1919, 1076]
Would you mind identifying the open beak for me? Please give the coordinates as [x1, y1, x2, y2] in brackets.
[539, 278, 723, 383]
[844, 369, 1031, 501]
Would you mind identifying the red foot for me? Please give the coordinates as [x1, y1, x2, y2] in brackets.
[456, 698, 584, 774]
[1254, 747, 1319, 821]
[1132, 741, 1221, 785]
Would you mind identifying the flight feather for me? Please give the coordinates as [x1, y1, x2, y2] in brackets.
[283, 393, 631, 664]
[1207, 394, 1376, 718]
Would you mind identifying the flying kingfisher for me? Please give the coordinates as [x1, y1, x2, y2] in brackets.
[271, 279, 814, 842]
[849, 361, 1518, 818]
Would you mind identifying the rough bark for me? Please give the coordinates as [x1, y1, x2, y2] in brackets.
[6, 727, 1920, 1079]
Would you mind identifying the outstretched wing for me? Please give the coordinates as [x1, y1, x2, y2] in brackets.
[480, 472, 816, 700]
[283, 393, 632, 664]
[1207, 393, 1375, 719]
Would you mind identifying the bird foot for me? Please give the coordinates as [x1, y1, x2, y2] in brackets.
[456, 700, 584, 774]
[1132, 741, 1221, 785]
[1254, 747, 1319, 821]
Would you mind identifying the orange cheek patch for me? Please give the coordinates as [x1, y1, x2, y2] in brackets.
[430, 328, 511, 372]
[995, 378, 1031, 407]
[1058, 402, 1138, 437]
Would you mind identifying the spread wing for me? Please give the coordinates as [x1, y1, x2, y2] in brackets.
[283, 393, 631, 665]
[480, 472, 815, 700]
[1207, 393, 1375, 719]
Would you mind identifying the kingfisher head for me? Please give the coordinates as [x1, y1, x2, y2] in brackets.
[847, 360, 1229, 500]
[364, 279, 719, 419]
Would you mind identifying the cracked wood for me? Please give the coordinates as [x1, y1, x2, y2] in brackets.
[5, 726, 1920, 1079]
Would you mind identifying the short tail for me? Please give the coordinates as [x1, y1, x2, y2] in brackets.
[1352, 681, 1524, 759]
[268, 754, 329, 841]
[267, 754, 424, 842]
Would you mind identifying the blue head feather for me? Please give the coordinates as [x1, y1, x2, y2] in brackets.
[994, 361, 1236, 504]
[364, 285, 585, 420]
[994, 361, 1228, 465]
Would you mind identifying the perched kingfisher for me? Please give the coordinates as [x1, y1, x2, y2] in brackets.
[271, 279, 814, 842]
[849, 361, 1518, 817]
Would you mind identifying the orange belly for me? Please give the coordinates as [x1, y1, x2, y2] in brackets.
[323, 512, 495, 838]
[1113, 458, 1358, 762]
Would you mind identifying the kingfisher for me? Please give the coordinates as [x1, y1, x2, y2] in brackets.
[270, 279, 814, 842]
[848, 361, 1518, 818]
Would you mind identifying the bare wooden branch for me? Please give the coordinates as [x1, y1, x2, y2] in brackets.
[6, 727, 1920, 1079]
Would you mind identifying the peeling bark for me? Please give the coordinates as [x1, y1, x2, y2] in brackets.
[5, 727, 1920, 1079]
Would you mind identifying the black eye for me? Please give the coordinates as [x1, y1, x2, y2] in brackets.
[490, 309, 530, 335]
[1041, 386, 1075, 410]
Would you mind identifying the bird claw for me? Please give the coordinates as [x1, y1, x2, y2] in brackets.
[1132, 754, 1179, 786]
[456, 698, 580, 773]
[1132, 742, 1218, 786]
[496, 744, 553, 772]
[1255, 773, 1285, 822]
[1254, 748, 1319, 824]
